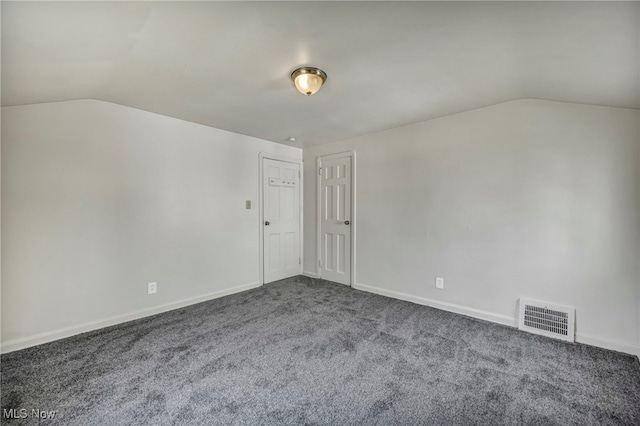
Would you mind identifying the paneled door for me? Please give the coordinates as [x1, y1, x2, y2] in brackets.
[319, 154, 352, 285]
[263, 159, 300, 284]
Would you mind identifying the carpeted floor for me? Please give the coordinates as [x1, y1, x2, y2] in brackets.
[2, 276, 639, 425]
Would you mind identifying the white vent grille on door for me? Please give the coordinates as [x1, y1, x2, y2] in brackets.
[518, 298, 575, 343]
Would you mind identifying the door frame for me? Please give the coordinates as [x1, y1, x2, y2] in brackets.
[316, 151, 356, 286]
[258, 152, 303, 286]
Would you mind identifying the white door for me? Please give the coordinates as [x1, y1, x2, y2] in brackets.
[263, 159, 301, 284]
[319, 155, 352, 285]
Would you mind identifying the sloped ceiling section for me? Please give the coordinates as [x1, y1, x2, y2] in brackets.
[2, 2, 639, 147]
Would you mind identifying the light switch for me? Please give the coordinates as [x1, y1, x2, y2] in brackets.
[245, 200, 251, 209]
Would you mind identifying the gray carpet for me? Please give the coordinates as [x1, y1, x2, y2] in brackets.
[2, 276, 639, 425]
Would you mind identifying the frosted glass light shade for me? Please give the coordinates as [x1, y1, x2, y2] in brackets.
[291, 67, 327, 96]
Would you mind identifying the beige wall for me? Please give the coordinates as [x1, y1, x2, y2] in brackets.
[1, 100, 301, 351]
[303, 99, 640, 355]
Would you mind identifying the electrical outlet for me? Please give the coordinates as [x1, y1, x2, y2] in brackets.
[148, 282, 157, 295]
[435, 277, 444, 289]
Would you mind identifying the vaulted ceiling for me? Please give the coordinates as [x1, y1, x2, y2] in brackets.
[2, 1, 639, 148]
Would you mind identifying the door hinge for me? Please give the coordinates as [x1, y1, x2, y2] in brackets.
[318, 260, 322, 267]
[319, 167, 322, 176]
[299, 257, 301, 265]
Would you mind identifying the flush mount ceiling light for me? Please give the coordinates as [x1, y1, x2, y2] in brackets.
[291, 67, 327, 96]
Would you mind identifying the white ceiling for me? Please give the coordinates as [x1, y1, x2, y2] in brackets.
[2, 1, 639, 148]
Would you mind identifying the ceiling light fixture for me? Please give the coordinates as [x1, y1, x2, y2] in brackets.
[291, 67, 327, 96]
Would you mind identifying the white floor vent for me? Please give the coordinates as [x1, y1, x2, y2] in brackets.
[518, 298, 575, 343]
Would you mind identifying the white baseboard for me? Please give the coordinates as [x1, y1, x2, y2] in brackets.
[353, 282, 517, 327]
[575, 333, 640, 359]
[353, 282, 640, 358]
[1, 281, 262, 354]
[5, 279, 639, 360]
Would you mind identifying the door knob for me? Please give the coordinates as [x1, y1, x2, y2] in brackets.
[344, 220, 350, 225]
[265, 221, 270, 226]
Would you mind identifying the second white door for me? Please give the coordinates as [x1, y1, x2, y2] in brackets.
[263, 159, 300, 284]
[319, 154, 352, 285]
